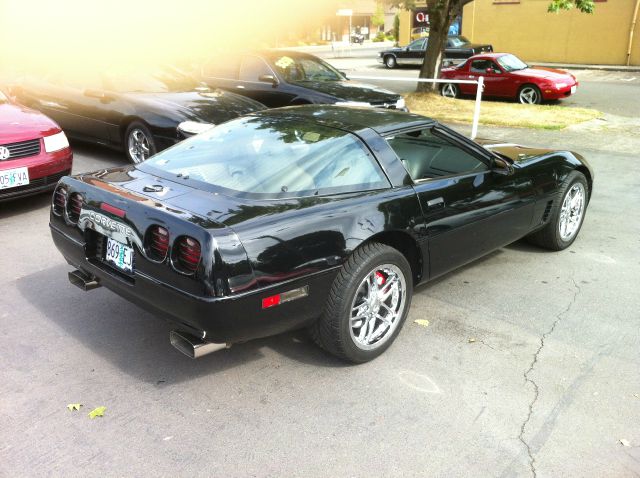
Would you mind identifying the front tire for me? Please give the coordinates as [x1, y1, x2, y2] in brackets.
[384, 55, 397, 69]
[310, 242, 413, 363]
[527, 171, 589, 250]
[125, 121, 156, 164]
[518, 85, 542, 105]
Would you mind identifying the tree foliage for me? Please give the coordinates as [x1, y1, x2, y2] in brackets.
[372, 2, 386, 28]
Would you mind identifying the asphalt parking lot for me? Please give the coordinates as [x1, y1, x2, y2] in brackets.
[2, 110, 640, 476]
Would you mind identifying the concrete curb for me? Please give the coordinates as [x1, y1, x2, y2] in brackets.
[528, 62, 640, 72]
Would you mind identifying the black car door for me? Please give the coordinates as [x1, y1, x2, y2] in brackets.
[404, 38, 427, 65]
[36, 72, 111, 143]
[385, 127, 535, 279]
[234, 55, 291, 107]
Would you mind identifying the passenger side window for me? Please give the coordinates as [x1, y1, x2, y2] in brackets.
[470, 59, 499, 74]
[386, 128, 488, 181]
[239, 56, 272, 82]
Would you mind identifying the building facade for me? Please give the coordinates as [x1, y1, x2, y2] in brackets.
[397, 0, 639, 66]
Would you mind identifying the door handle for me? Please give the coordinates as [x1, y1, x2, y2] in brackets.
[426, 197, 445, 208]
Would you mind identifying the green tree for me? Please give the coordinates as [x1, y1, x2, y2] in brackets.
[386, 0, 595, 92]
[372, 2, 386, 32]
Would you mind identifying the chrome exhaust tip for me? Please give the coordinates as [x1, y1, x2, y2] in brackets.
[170, 330, 227, 359]
[68, 270, 100, 291]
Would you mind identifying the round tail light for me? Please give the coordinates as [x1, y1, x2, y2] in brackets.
[174, 236, 201, 274]
[146, 225, 169, 262]
[52, 187, 67, 216]
[68, 193, 84, 222]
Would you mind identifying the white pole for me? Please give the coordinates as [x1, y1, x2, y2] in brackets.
[471, 76, 484, 140]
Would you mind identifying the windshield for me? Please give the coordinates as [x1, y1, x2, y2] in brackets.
[271, 55, 343, 82]
[448, 36, 470, 47]
[497, 54, 528, 72]
[105, 67, 204, 93]
[141, 115, 388, 198]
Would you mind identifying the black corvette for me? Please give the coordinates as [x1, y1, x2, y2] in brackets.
[13, 67, 265, 163]
[200, 50, 406, 110]
[50, 106, 592, 363]
[379, 35, 493, 69]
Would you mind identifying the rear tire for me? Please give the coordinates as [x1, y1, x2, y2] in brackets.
[310, 242, 413, 363]
[526, 171, 589, 250]
[441, 83, 459, 99]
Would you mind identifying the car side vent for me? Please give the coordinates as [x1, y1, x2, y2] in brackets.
[68, 193, 84, 223]
[52, 187, 67, 216]
[174, 236, 201, 274]
[146, 226, 170, 262]
[541, 200, 553, 223]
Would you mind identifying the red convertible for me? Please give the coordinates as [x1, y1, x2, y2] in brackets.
[440, 53, 578, 104]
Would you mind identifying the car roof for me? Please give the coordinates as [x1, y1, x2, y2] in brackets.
[468, 53, 508, 60]
[249, 105, 435, 135]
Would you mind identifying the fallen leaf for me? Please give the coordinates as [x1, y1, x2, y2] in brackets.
[619, 439, 631, 447]
[634, 393, 639, 398]
[88, 406, 107, 419]
[414, 319, 429, 327]
[67, 403, 82, 411]
[468, 338, 476, 343]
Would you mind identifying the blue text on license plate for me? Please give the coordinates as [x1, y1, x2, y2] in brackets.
[105, 238, 134, 273]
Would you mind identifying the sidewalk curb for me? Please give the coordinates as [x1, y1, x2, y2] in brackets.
[529, 62, 640, 73]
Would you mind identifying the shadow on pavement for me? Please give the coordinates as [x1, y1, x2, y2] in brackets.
[16, 265, 346, 385]
[0, 191, 52, 219]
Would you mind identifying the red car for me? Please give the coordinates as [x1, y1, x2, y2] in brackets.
[439, 53, 579, 104]
[0, 89, 72, 201]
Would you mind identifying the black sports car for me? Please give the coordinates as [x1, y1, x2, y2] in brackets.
[13, 67, 265, 163]
[50, 106, 592, 363]
[199, 50, 406, 110]
[379, 35, 493, 69]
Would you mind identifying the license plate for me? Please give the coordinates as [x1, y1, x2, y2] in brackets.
[0, 167, 29, 190]
[570, 85, 577, 94]
[105, 238, 134, 273]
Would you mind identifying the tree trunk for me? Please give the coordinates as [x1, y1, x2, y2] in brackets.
[417, 1, 454, 92]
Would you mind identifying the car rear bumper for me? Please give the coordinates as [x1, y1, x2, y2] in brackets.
[50, 224, 338, 344]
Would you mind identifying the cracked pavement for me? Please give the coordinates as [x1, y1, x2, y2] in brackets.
[1, 125, 639, 476]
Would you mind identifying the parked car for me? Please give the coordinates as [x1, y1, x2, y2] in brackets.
[411, 27, 429, 41]
[199, 50, 407, 110]
[379, 35, 493, 69]
[12, 66, 265, 164]
[0, 88, 72, 201]
[51, 106, 592, 363]
[440, 53, 579, 104]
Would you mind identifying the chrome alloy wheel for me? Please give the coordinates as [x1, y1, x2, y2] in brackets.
[349, 264, 408, 350]
[441, 83, 458, 98]
[519, 86, 540, 104]
[128, 128, 151, 163]
[559, 182, 586, 241]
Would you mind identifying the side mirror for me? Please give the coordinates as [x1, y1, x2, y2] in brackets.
[492, 157, 514, 175]
[338, 70, 348, 79]
[258, 74, 278, 86]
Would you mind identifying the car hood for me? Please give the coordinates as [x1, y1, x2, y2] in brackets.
[133, 89, 266, 123]
[0, 102, 60, 143]
[511, 67, 575, 82]
[480, 142, 557, 162]
[288, 80, 400, 103]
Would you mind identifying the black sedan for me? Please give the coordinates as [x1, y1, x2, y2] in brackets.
[379, 35, 493, 69]
[13, 67, 265, 163]
[199, 50, 406, 110]
[50, 106, 592, 363]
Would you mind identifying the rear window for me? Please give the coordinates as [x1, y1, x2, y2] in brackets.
[141, 116, 389, 198]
